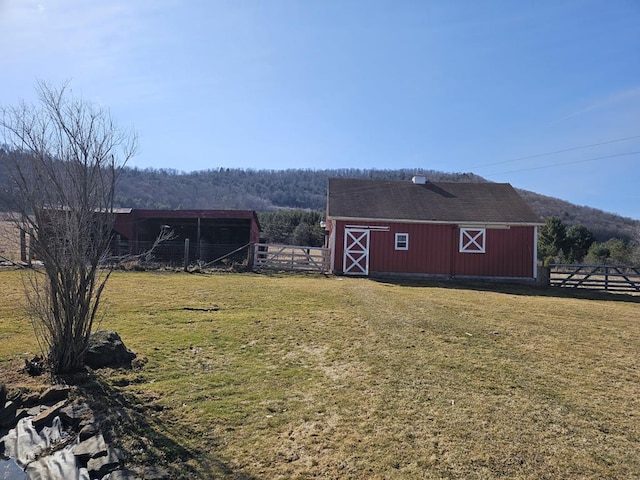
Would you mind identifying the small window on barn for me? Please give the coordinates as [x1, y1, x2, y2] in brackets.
[395, 233, 409, 250]
[459, 228, 486, 253]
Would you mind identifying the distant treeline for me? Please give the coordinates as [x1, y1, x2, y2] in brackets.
[114, 166, 484, 211]
[1, 148, 637, 243]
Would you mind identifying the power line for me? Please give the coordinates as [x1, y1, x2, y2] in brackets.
[485, 151, 640, 177]
[470, 134, 640, 169]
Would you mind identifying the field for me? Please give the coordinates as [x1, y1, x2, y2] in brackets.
[0, 270, 638, 479]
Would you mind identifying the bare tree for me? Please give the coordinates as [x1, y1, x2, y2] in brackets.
[1, 82, 137, 374]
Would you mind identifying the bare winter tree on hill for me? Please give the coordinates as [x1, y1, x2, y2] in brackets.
[0, 82, 137, 374]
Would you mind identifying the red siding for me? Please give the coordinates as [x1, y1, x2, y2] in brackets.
[452, 226, 534, 277]
[332, 220, 535, 278]
[370, 223, 453, 274]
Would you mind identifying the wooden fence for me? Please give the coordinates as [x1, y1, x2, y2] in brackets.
[253, 243, 330, 273]
[549, 264, 640, 293]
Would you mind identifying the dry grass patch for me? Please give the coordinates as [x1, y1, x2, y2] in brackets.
[1, 270, 639, 478]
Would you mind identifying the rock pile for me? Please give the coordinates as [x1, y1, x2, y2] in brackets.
[0, 384, 139, 479]
[0, 331, 168, 480]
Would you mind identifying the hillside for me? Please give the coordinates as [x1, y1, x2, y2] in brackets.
[516, 190, 637, 242]
[114, 167, 485, 211]
[0, 148, 637, 241]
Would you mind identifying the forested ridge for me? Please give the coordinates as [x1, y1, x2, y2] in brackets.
[114, 167, 485, 212]
[1, 148, 637, 242]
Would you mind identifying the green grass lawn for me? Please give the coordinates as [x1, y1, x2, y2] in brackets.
[1, 270, 638, 479]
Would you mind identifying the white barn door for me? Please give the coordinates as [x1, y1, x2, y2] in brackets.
[343, 228, 370, 275]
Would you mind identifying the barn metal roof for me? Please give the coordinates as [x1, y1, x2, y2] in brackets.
[327, 178, 542, 225]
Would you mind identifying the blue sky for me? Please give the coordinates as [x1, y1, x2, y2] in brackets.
[1, 1, 639, 219]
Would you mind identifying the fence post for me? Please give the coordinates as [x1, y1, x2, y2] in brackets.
[537, 265, 550, 286]
[248, 243, 255, 269]
[20, 229, 26, 263]
[184, 238, 190, 272]
[604, 266, 609, 291]
[28, 229, 33, 266]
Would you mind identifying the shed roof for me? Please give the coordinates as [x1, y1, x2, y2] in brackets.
[124, 209, 259, 222]
[327, 178, 542, 225]
[114, 209, 261, 233]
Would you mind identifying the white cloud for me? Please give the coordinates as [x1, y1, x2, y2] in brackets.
[561, 87, 640, 121]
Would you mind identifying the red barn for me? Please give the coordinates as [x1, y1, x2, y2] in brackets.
[326, 176, 542, 281]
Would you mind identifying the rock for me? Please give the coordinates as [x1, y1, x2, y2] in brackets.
[76, 423, 98, 442]
[39, 385, 72, 405]
[85, 331, 136, 369]
[27, 405, 44, 416]
[31, 400, 67, 429]
[74, 432, 108, 460]
[87, 446, 122, 478]
[60, 401, 94, 428]
[102, 469, 140, 479]
[0, 401, 19, 428]
[21, 392, 41, 408]
[11, 408, 30, 428]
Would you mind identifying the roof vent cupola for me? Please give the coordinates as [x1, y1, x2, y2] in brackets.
[412, 175, 427, 185]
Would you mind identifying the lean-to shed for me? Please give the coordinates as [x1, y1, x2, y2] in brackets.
[113, 209, 260, 264]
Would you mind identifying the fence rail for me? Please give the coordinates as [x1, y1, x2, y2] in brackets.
[114, 239, 250, 268]
[549, 264, 640, 293]
[253, 243, 330, 273]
